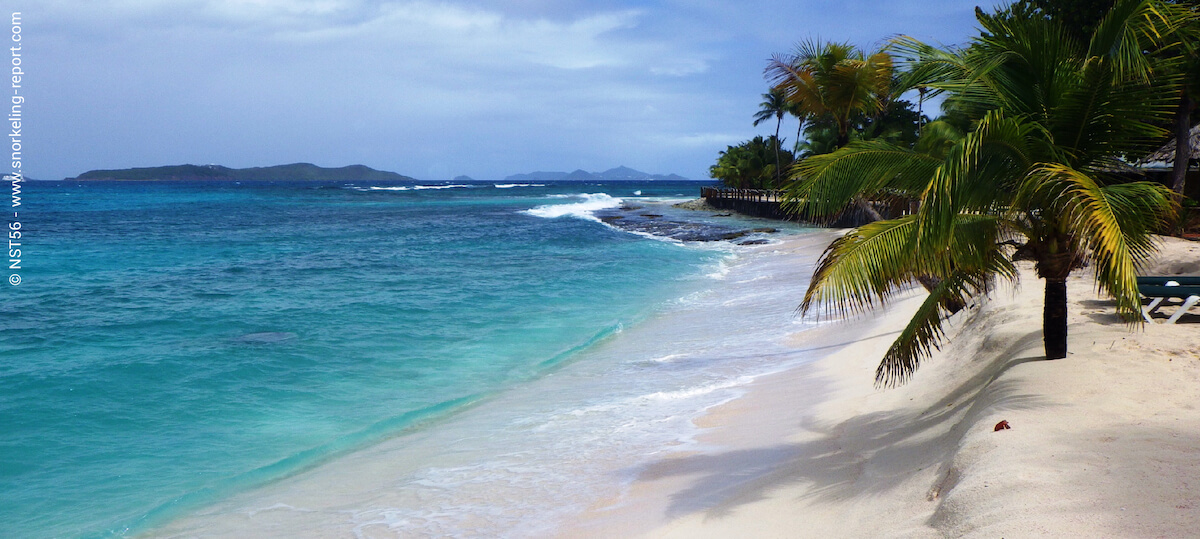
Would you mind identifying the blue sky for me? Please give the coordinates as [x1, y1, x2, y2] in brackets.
[20, 0, 986, 181]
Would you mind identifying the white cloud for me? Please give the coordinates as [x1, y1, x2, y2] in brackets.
[202, 0, 355, 21]
[650, 132, 745, 149]
[268, 2, 659, 72]
[28, 0, 981, 182]
[650, 58, 710, 77]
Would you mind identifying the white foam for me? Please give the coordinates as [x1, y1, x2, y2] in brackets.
[522, 193, 622, 222]
[638, 376, 754, 403]
[705, 255, 738, 280]
[494, 183, 546, 189]
[647, 353, 685, 363]
[364, 184, 472, 191]
[413, 184, 471, 190]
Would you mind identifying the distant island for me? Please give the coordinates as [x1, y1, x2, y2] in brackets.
[502, 166, 689, 183]
[68, 163, 692, 183]
[70, 163, 417, 182]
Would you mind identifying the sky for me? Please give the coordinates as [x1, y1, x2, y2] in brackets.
[15, 0, 988, 182]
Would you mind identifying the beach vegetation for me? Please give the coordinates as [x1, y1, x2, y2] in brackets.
[710, 136, 795, 189]
[753, 87, 791, 185]
[766, 41, 928, 223]
[787, 0, 1195, 385]
[795, 99, 925, 159]
[766, 40, 895, 150]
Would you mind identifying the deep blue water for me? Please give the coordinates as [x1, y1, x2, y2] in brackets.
[0, 179, 726, 537]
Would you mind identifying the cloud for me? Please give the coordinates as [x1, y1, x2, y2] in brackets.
[261, 2, 687, 73]
[658, 132, 747, 149]
[28, 0, 982, 182]
[202, 0, 354, 21]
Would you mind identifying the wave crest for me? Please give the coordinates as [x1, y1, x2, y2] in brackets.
[522, 194, 622, 222]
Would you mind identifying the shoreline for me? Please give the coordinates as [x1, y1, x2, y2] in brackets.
[142, 227, 1200, 537]
[563, 235, 1200, 537]
[144, 231, 844, 537]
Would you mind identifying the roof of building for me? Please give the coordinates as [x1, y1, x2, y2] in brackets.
[1140, 124, 1200, 168]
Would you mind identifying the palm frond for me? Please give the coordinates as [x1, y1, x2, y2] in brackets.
[802, 216, 922, 318]
[1020, 164, 1176, 319]
[916, 110, 1033, 249]
[876, 215, 1016, 386]
[785, 140, 941, 217]
[1089, 0, 1195, 82]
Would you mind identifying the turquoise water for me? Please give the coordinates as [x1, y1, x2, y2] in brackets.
[1, 180, 732, 537]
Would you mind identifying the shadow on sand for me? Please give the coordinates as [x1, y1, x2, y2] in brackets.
[628, 329, 1049, 522]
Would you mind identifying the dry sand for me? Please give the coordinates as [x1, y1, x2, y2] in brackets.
[567, 236, 1200, 538]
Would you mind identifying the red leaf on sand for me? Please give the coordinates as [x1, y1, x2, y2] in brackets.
[994, 420, 1011, 431]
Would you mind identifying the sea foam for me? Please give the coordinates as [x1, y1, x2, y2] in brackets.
[361, 184, 473, 191]
[522, 193, 622, 222]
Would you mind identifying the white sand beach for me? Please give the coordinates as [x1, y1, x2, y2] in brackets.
[567, 235, 1200, 537]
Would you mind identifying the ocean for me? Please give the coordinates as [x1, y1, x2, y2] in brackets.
[1, 179, 828, 537]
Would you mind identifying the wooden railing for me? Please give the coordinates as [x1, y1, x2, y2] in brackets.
[700, 187, 786, 203]
[699, 187, 791, 221]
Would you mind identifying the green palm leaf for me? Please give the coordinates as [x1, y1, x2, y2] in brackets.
[789, 0, 1193, 384]
[802, 216, 923, 318]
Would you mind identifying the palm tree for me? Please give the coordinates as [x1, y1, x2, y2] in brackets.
[789, 0, 1193, 386]
[752, 87, 789, 185]
[1167, 34, 1200, 200]
[786, 98, 808, 155]
[766, 40, 894, 150]
[767, 40, 896, 221]
[710, 136, 794, 190]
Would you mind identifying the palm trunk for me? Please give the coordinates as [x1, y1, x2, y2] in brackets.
[1170, 89, 1194, 200]
[773, 118, 782, 187]
[1043, 278, 1068, 359]
[851, 196, 884, 222]
[917, 87, 925, 137]
[915, 275, 965, 314]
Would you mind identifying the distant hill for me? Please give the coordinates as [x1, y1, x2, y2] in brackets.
[71, 163, 417, 182]
[502, 166, 689, 183]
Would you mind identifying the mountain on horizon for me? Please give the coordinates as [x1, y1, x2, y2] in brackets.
[70, 163, 417, 182]
[502, 166, 689, 183]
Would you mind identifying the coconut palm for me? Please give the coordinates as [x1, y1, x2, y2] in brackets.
[766, 40, 894, 150]
[787, 99, 807, 155]
[1167, 32, 1200, 199]
[790, 0, 1193, 386]
[752, 87, 790, 184]
[767, 40, 896, 222]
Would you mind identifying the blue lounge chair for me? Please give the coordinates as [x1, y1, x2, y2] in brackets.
[1137, 276, 1200, 287]
[1139, 283, 1200, 323]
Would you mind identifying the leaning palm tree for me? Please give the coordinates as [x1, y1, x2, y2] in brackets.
[752, 87, 789, 185]
[790, 0, 1193, 386]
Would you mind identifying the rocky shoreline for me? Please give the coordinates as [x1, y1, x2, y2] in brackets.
[594, 200, 779, 244]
